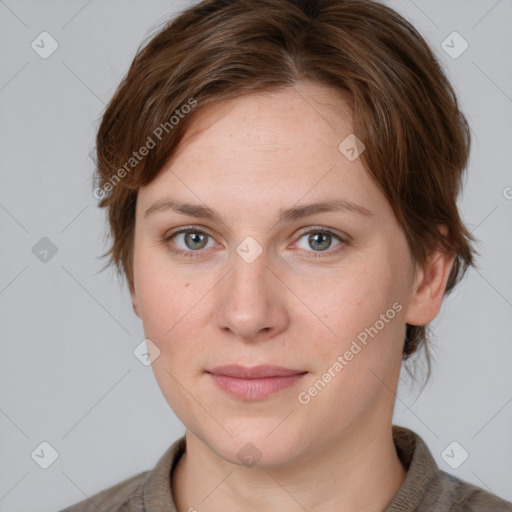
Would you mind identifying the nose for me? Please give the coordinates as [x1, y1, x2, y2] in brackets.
[215, 244, 289, 342]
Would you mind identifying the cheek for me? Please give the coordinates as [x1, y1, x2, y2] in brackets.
[135, 258, 216, 371]
[323, 260, 395, 333]
[304, 265, 404, 413]
[316, 256, 406, 374]
[134, 250, 191, 344]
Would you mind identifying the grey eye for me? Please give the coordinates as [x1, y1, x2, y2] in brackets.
[296, 231, 341, 252]
[173, 231, 214, 251]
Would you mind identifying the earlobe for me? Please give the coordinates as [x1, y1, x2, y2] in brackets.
[404, 226, 455, 326]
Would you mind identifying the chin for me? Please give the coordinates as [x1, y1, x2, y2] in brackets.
[201, 422, 307, 469]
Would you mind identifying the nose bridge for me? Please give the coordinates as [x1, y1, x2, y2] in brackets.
[215, 236, 287, 339]
[228, 239, 271, 310]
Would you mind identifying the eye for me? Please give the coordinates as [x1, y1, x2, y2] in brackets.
[293, 228, 345, 257]
[162, 226, 347, 259]
[163, 227, 217, 258]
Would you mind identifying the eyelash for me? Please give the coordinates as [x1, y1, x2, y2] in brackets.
[161, 226, 348, 259]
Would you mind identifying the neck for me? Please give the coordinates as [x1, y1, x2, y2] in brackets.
[172, 421, 407, 512]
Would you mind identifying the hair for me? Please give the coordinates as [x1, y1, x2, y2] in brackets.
[92, 0, 479, 381]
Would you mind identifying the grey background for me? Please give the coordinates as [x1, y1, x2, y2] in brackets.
[0, 0, 511, 510]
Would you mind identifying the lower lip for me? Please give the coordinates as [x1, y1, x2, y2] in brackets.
[208, 373, 307, 400]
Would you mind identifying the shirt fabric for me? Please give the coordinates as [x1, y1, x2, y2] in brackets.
[60, 425, 512, 511]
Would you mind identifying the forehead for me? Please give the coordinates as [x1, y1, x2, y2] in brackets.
[136, 82, 393, 225]
[175, 82, 354, 151]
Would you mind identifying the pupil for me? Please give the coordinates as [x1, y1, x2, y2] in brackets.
[310, 232, 330, 251]
[186, 232, 206, 249]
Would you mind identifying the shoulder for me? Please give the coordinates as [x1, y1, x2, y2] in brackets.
[390, 425, 512, 512]
[58, 436, 186, 512]
[430, 470, 512, 512]
[58, 470, 150, 512]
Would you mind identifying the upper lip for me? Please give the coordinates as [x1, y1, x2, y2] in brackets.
[207, 365, 306, 379]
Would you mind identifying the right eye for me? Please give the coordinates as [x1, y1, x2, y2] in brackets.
[162, 227, 218, 258]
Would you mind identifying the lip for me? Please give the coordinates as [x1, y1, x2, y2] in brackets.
[206, 365, 307, 400]
[207, 364, 305, 378]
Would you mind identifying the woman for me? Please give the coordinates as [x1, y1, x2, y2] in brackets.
[62, 0, 512, 510]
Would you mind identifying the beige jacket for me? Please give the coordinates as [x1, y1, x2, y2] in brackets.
[59, 425, 512, 511]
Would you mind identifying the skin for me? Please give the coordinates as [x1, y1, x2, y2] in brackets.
[130, 81, 455, 512]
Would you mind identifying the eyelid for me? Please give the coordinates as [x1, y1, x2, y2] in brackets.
[292, 225, 349, 243]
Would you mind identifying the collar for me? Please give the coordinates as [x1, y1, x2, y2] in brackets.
[385, 425, 438, 511]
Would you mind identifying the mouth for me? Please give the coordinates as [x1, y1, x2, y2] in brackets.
[206, 365, 308, 400]
[207, 364, 306, 379]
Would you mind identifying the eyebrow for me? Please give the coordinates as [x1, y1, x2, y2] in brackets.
[144, 198, 372, 223]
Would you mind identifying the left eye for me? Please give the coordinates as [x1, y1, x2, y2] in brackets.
[294, 229, 343, 253]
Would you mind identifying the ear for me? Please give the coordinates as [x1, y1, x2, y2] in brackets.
[130, 281, 141, 318]
[404, 225, 456, 326]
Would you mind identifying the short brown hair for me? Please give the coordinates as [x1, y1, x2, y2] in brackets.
[93, 0, 479, 374]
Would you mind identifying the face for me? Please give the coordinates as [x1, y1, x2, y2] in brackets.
[130, 81, 429, 467]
